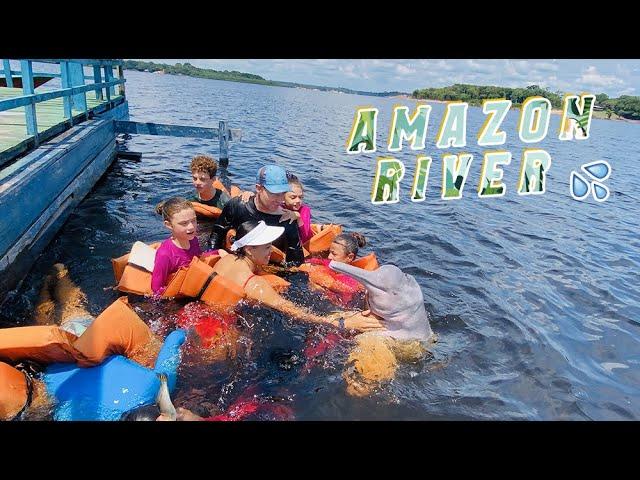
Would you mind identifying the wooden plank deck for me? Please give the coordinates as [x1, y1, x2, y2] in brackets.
[0, 86, 124, 166]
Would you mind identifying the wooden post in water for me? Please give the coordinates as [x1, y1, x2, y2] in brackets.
[219, 120, 229, 168]
[20, 60, 38, 145]
[2, 60, 13, 88]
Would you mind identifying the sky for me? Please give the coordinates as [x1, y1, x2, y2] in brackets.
[145, 59, 640, 97]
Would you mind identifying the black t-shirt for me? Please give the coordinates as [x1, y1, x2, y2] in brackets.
[188, 188, 230, 209]
[208, 196, 304, 265]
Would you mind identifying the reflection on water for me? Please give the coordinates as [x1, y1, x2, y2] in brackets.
[2, 70, 640, 420]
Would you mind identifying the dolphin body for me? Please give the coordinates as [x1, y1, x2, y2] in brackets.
[329, 261, 433, 342]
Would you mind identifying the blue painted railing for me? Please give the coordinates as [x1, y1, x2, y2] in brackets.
[0, 59, 126, 146]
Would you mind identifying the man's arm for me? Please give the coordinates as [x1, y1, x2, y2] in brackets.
[208, 198, 238, 249]
[282, 220, 304, 266]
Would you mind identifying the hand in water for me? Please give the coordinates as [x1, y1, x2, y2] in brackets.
[326, 311, 386, 333]
[156, 407, 203, 421]
[344, 311, 386, 332]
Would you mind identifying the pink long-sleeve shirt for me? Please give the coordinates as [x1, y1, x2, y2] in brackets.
[298, 204, 312, 244]
[151, 237, 201, 294]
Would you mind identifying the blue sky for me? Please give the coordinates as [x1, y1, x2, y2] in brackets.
[145, 59, 640, 97]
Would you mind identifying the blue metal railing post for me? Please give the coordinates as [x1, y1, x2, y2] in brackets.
[117, 65, 125, 97]
[2, 60, 13, 88]
[20, 60, 38, 144]
[60, 61, 73, 123]
[103, 66, 112, 102]
[93, 65, 103, 100]
[68, 62, 87, 113]
[108, 66, 116, 97]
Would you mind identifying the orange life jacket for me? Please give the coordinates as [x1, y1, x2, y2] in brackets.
[303, 224, 343, 256]
[212, 179, 243, 199]
[112, 242, 161, 296]
[191, 180, 243, 219]
[72, 297, 159, 368]
[349, 253, 379, 271]
[177, 257, 245, 310]
[112, 243, 221, 297]
[191, 202, 222, 219]
[0, 325, 79, 364]
[0, 297, 159, 371]
[298, 253, 379, 300]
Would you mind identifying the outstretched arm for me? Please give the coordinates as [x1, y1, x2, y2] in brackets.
[244, 277, 385, 332]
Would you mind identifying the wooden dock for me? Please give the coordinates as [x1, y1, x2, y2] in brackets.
[0, 59, 241, 302]
[0, 87, 124, 167]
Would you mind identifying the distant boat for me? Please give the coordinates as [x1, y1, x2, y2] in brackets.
[0, 74, 55, 88]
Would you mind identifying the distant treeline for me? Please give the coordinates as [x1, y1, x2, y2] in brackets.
[413, 84, 640, 120]
[122, 60, 269, 84]
[123, 60, 406, 97]
[597, 94, 640, 120]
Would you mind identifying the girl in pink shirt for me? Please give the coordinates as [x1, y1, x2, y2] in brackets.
[282, 173, 312, 244]
[151, 197, 202, 294]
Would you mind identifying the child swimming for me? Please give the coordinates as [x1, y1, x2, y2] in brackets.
[152, 197, 201, 294]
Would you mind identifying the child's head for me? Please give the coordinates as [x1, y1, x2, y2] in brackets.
[190, 155, 218, 194]
[156, 197, 197, 242]
[329, 232, 367, 263]
[284, 173, 304, 211]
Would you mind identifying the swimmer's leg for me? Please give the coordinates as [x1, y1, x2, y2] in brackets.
[49, 263, 91, 327]
[342, 333, 398, 397]
[33, 273, 56, 325]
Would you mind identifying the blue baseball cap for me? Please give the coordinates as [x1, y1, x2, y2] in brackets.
[256, 165, 290, 194]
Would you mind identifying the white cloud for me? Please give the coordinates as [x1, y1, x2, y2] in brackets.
[465, 60, 497, 74]
[532, 61, 559, 72]
[395, 64, 416, 75]
[578, 66, 625, 88]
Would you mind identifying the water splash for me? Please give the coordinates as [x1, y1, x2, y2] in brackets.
[592, 182, 610, 202]
[570, 172, 590, 200]
[582, 160, 611, 181]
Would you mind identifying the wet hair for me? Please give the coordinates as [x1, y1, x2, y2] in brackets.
[232, 220, 261, 257]
[333, 232, 367, 257]
[191, 154, 218, 179]
[286, 172, 304, 192]
[155, 197, 194, 222]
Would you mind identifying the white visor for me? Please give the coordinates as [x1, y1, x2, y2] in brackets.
[230, 221, 284, 251]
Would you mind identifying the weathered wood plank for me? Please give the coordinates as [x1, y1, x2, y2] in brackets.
[0, 119, 115, 257]
[114, 120, 220, 139]
[0, 138, 117, 296]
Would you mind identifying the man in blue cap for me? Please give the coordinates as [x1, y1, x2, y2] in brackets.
[207, 164, 304, 265]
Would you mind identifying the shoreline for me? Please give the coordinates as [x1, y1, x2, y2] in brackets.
[408, 97, 639, 123]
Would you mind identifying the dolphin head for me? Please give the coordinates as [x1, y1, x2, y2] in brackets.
[329, 261, 433, 341]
